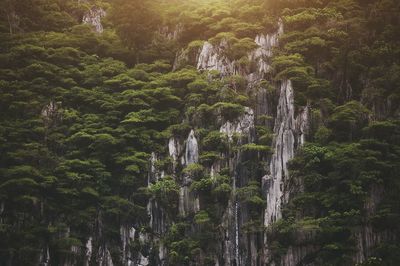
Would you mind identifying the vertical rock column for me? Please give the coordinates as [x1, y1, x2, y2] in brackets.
[262, 80, 309, 264]
[179, 130, 200, 216]
[263, 80, 296, 226]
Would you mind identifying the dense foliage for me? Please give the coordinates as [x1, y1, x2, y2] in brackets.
[0, 0, 399, 265]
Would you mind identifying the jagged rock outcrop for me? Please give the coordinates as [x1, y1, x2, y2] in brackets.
[82, 6, 106, 33]
[263, 80, 309, 227]
[220, 107, 255, 142]
[185, 130, 199, 165]
[196, 21, 283, 82]
[180, 130, 201, 216]
[197, 41, 236, 76]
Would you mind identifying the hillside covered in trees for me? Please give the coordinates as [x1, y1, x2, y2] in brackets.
[0, 0, 399, 265]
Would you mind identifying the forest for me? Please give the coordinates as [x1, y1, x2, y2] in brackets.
[0, 0, 399, 265]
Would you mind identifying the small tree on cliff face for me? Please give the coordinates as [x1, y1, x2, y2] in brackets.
[110, 0, 160, 63]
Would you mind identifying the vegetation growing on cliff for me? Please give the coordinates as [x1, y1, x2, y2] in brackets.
[0, 0, 399, 265]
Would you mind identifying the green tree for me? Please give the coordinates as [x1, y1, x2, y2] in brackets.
[109, 0, 161, 63]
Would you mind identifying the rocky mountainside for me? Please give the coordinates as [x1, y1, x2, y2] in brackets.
[0, 0, 399, 265]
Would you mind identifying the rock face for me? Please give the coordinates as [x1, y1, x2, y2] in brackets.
[220, 107, 255, 142]
[194, 23, 285, 265]
[181, 20, 309, 266]
[259, 80, 311, 265]
[82, 7, 106, 33]
[132, 19, 310, 266]
[263, 80, 309, 227]
[196, 21, 283, 81]
[249, 20, 284, 81]
[185, 129, 199, 165]
[197, 41, 236, 76]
